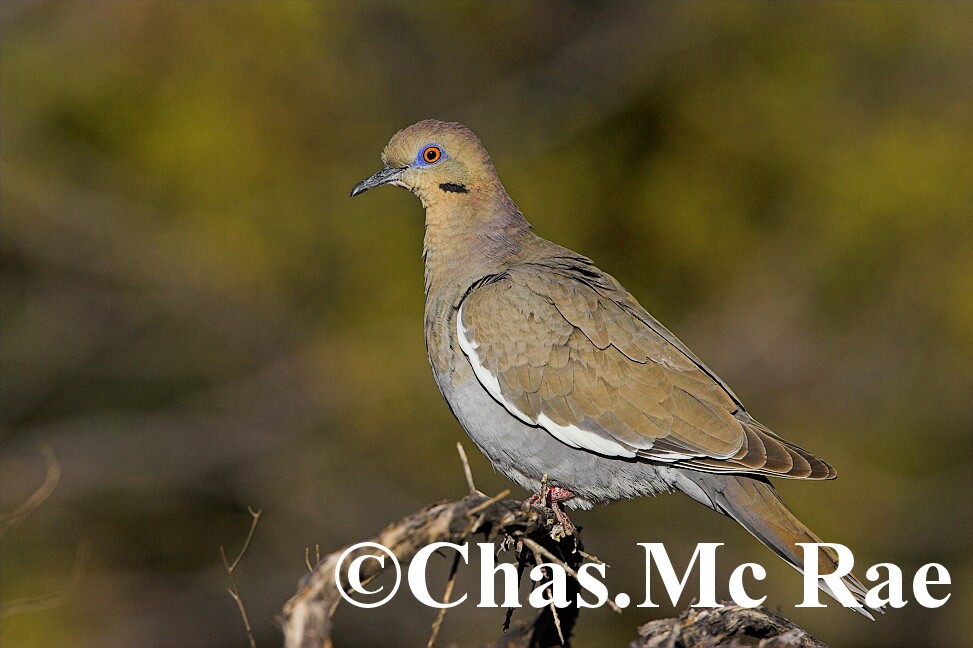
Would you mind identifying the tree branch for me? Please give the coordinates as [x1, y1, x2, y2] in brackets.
[281, 493, 584, 648]
[280, 446, 827, 647]
[631, 604, 828, 648]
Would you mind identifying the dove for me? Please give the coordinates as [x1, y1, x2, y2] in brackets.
[351, 119, 880, 617]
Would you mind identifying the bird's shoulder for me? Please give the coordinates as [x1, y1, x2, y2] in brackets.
[464, 245, 740, 405]
[458, 248, 745, 453]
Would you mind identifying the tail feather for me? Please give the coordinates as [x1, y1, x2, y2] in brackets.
[677, 471, 883, 619]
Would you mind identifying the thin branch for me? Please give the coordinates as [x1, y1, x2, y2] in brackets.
[523, 537, 620, 614]
[0, 540, 88, 618]
[227, 588, 256, 648]
[305, 544, 321, 572]
[578, 549, 607, 566]
[455, 442, 478, 495]
[549, 600, 565, 645]
[221, 507, 262, 648]
[468, 489, 511, 516]
[223, 507, 262, 573]
[0, 446, 61, 535]
[425, 550, 462, 648]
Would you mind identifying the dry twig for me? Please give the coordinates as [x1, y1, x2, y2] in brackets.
[0, 541, 89, 618]
[425, 550, 462, 648]
[523, 537, 620, 614]
[456, 442, 478, 495]
[0, 446, 61, 535]
[221, 507, 262, 648]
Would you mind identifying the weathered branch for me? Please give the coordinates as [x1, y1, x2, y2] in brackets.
[631, 604, 827, 648]
[280, 493, 828, 648]
[281, 492, 584, 648]
[281, 446, 827, 648]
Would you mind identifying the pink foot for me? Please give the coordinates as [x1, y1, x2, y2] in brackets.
[527, 485, 578, 536]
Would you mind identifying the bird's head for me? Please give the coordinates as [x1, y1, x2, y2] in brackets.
[350, 120, 497, 205]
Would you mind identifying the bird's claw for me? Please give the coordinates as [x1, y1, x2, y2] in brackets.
[526, 482, 578, 538]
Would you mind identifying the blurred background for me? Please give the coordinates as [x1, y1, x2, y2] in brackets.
[2, 2, 971, 647]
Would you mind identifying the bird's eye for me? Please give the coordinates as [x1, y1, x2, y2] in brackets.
[419, 145, 443, 165]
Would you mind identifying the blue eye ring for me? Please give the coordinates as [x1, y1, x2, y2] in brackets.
[417, 144, 445, 166]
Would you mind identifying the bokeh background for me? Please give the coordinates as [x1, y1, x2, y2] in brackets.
[2, 2, 971, 647]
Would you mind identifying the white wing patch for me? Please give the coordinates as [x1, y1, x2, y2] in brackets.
[536, 413, 637, 457]
[456, 303, 534, 426]
[457, 302, 637, 459]
[645, 448, 697, 462]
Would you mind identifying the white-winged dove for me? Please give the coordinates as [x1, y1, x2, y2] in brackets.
[352, 119, 880, 617]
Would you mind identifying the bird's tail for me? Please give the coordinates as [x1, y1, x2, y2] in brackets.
[680, 471, 883, 619]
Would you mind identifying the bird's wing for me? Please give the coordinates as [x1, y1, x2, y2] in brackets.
[456, 262, 835, 479]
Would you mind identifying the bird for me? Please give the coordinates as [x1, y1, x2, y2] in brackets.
[351, 119, 879, 617]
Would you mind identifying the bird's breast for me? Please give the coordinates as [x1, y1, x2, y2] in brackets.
[423, 286, 478, 408]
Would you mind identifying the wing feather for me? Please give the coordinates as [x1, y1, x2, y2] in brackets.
[456, 262, 835, 479]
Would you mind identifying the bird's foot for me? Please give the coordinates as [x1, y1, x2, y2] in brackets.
[549, 501, 576, 539]
[526, 482, 577, 538]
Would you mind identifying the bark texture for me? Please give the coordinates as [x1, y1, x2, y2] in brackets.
[281, 493, 827, 648]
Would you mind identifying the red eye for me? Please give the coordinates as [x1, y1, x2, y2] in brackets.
[422, 146, 442, 164]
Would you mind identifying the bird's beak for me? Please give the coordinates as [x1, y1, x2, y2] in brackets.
[350, 166, 405, 198]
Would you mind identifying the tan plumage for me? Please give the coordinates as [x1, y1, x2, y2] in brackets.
[351, 119, 880, 617]
[460, 262, 836, 479]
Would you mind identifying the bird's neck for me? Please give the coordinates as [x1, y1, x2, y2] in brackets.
[421, 186, 532, 301]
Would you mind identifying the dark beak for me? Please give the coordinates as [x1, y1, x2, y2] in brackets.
[350, 166, 405, 198]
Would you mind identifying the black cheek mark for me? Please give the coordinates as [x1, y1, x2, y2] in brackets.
[439, 183, 469, 193]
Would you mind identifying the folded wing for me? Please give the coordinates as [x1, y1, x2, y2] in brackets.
[456, 262, 834, 479]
